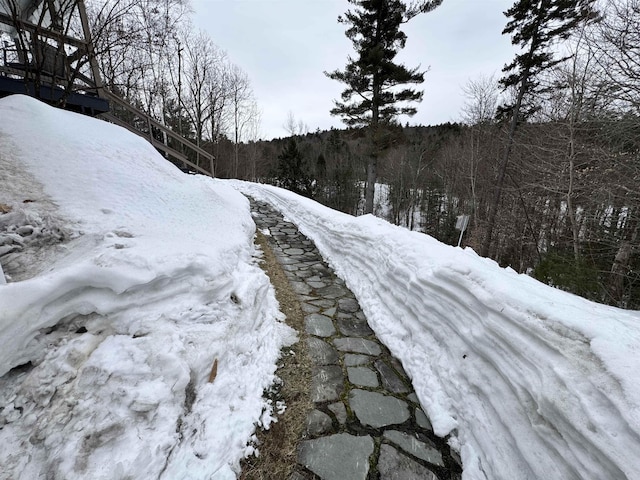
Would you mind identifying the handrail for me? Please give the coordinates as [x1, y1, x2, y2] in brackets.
[98, 90, 215, 177]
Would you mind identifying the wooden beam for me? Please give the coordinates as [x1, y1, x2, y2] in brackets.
[75, 0, 103, 91]
[0, 12, 89, 50]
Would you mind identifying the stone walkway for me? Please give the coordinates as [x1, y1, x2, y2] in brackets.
[250, 199, 462, 480]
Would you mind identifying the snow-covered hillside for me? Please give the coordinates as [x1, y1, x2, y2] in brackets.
[232, 181, 640, 480]
[0, 96, 295, 479]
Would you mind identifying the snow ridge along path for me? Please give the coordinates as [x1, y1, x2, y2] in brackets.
[231, 181, 640, 480]
[0, 96, 296, 479]
[249, 199, 462, 480]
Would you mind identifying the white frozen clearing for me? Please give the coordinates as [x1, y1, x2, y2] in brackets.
[1, 95, 640, 480]
[232, 181, 640, 480]
[0, 96, 295, 480]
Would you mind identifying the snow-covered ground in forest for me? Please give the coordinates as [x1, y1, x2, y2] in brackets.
[0, 95, 295, 480]
[232, 180, 640, 480]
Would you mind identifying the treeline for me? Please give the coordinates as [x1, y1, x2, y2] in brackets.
[236, 0, 640, 309]
[247, 117, 639, 309]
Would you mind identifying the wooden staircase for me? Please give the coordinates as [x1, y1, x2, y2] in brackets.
[0, 0, 215, 177]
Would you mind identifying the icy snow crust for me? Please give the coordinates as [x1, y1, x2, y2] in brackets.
[0, 96, 295, 479]
[232, 181, 640, 480]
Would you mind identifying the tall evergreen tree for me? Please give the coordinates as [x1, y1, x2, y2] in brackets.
[326, 0, 442, 214]
[481, 0, 598, 257]
[275, 139, 314, 197]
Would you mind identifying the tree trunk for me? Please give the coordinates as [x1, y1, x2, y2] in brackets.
[364, 12, 383, 216]
[610, 222, 638, 306]
[482, 0, 552, 257]
[567, 132, 580, 261]
[365, 155, 377, 214]
[566, 44, 585, 263]
[610, 240, 632, 306]
[481, 63, 531, 257]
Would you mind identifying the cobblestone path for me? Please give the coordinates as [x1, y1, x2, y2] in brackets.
[250, 199, 462, 480]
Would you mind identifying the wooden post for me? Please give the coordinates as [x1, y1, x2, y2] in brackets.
[76, 0, 104, 95]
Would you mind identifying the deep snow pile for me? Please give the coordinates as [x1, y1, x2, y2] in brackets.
[0, 96, 295, 480]
[232, 181, 640, 480]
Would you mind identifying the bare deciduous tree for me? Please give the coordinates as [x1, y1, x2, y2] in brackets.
[283, 111, 309, 137]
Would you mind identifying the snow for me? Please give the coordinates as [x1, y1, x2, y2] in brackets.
[231, 180, 640, 480]
[2, 93, 640, 480]
[0, 95, 295, 479]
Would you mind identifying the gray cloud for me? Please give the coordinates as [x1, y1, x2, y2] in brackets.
[191, 0, 517, 139]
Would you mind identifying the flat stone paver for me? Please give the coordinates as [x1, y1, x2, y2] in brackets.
[301, 303, 320, 314]
[344, 353, 371, 367]
[338, 297, 360, 313]
[311, 366, 343, 402]
[383, 430, 444, 467]
[305, 314, 336, 337]
[307, 338, 339, 365]
[336, 317, 374, 337]
[306, 410, 333, 436]
[378, 444, 439, 480]
[375, 359, 410, 393]
[333, 337, 382, 355]
[328, 402, 347, 425]
[348, 366, 379, 388]
[248, 199, 463, 480]
[350, 389, 410, 428]
[298, 433, 374, 480]
[316, 284, 349, 299]
[416, 408, 433, 431]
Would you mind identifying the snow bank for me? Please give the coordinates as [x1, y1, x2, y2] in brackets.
[0, 96, 294, 479]
[232, 180, 640, 480]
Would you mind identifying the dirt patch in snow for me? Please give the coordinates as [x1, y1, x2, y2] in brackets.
[240, 231, 313, 479]
[0, 147, 74, 282]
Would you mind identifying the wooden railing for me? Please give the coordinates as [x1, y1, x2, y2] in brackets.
[99, 90, 215, 177]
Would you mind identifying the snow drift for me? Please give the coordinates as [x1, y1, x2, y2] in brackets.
[233, 181, 640, 480]
[0, 95, 295, 479]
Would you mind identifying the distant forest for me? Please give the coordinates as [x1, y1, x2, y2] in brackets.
[213, 104, 640, 309]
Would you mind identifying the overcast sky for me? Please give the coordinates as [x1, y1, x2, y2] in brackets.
[190, 0, 518, 140]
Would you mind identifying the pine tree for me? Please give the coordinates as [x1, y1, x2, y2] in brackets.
[275, 139, 314, 197]
[326, 0, 442, 214]
[316, 153, 327, 180]
[481, 0, 598, 257]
